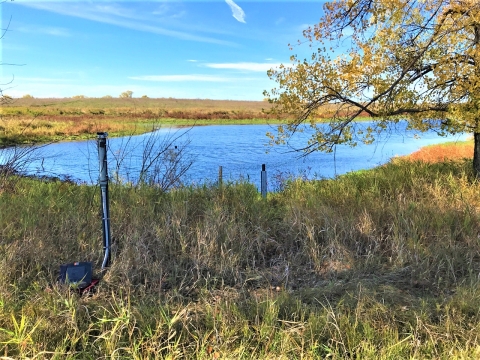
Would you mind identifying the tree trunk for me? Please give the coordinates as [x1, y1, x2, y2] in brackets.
[473, 132, 480, 177]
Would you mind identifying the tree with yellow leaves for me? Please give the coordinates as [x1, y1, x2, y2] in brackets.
[265, 0, 480, 174]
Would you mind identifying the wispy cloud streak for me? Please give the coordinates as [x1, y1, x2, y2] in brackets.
[129, 74, 260, 82]
[16, 77, 72, 82]
[18, 2, 237, 46]
[204, 62, 286, 72]
[16, 25, 71, 37]
[129, 75, 232, 82]
[225, 0, 246, 23]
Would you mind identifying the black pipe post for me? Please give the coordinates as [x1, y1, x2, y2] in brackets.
[261, 164, 267, 199]
[97, 132, 111, 270]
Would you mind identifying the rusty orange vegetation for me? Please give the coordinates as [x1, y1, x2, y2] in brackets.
[404, 142, 474, 163]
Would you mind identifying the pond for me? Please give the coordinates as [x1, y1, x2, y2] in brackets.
[2, 121, 470, 190]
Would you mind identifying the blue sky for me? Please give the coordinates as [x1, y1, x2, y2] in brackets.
[1, 1, 325, 100]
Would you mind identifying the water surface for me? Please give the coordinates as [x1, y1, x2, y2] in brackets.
[3, 122, 470, 189]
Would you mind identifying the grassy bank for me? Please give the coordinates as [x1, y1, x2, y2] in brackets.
[404, 140, 474, 163]
[1, 149, 480, 357]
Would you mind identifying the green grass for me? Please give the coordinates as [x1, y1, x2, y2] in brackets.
[1, 158, 480, 357]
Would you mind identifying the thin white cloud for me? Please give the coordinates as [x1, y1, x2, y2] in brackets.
[204, 62, 285, 72]
[129, 74, 263, 82]
[16, 25, 71, 37]
[298, 23, 314, 32]
[129, 75, 233, 82]
[152, 3, 186, 19]
[94, 4, 138, 19]
[16, 77, 72, 82]
[2, 44, 30, 51]
[45, 28, 71, 37]
[225, 0, 246, 24]
[152, 3, 170, 16]
[187, 60, 198, 62]
[17, 2, 237, 46]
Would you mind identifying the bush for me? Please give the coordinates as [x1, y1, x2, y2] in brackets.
[119, 91, 133, 98]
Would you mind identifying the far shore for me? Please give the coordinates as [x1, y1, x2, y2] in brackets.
[1, 96, 372, 145]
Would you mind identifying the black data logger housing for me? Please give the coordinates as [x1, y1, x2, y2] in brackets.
[59, 262, 93, 288]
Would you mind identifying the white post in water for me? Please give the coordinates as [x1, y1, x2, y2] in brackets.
[261, 164, 267, 198]
[97, 132, 111, 270]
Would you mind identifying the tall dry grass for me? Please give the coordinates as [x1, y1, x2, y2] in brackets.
[1, 156, 480, 357]
[405, 140, 474, 163]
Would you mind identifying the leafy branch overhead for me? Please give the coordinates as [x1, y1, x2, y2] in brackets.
[265, 0, 480, 173]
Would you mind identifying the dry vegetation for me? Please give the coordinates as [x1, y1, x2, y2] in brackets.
[0, 97, 370, 145]
[3, 98, 276, 119]
[9, 97, 273, 112]
[1, 98, 476, 357]
[1, 140, 480, 357]
[404, 141, 474, 163]
[0, 98, 277, 145]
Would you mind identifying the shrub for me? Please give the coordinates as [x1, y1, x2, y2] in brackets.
[119, 91, 133, 98]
